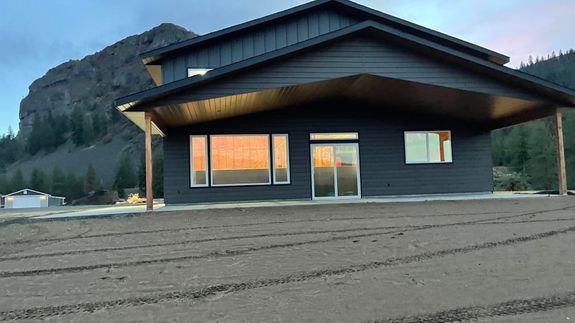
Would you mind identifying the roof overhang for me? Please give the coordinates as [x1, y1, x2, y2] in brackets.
[120, 74, 564, 134]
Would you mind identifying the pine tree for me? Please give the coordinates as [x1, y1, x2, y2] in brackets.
[84, 164, 98, 193]
[82, 114, 94, 145]
[29, 168, 49, 192]
[70, 107, 85, 146]
[113, 151, 137, 198]
[0, 173, 8, 194]
[526, 122, 557, 190]
[153, 153, 164, 198]
[10, 170, 26, 192]
[51, 166, 66, 197]
[137, 153, 146, 193]
[508, 126, 529, 175]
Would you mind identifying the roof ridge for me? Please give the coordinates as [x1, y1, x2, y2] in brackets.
[140, 0, 508, 65]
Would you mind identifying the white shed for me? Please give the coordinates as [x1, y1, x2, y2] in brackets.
[4, 189, 65, 209]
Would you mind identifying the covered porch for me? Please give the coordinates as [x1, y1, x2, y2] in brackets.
[117, 73, 573, 210]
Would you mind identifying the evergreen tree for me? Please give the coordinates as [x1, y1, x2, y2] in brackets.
[70, 107, 85, 146]
[153, 153, 164, 198]
[526, 123, 557, 190]
[137, 153, 146, 193]
[82, 114, 94, 145]
[84, 164, 98, 193]
[507, 125, 529, 175]
[26, 114, 43, 155]
[63, 170, 85, 201]
[113, 151, 137, 198]
[0, 173, 8, 194]
[51, 166, 66, 197]
[10, 170, 26, 192]
[29, 168, 49, 192]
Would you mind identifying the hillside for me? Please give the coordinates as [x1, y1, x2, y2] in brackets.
[0, 23, 196, 194]
[492, 49, 575, 190]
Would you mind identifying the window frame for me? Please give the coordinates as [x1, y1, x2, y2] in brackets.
[404, 130, 453, 165]
[272, 134, 291, 185]
[310, 132, 359, 141]
[209, 134, 272, 187]
[189, 135, 209, 187]
[187, 68, 212, 78]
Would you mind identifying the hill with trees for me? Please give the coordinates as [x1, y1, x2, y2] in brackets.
[492, 49, 575, 190]
[0, 23, 195, 201]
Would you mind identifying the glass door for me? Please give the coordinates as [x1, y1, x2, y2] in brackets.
[311, 143, 361, 200]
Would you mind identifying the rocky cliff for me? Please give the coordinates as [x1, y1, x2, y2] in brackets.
[18, 23, 196, 137]
[8, 23, 196, 187]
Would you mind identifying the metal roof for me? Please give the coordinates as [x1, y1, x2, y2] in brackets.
[140, 0, 509, 66]
[116, 20, 575, 112]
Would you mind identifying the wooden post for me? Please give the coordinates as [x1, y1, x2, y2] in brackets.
[553, 109, 568, 195]
[145, 112, 154, 211]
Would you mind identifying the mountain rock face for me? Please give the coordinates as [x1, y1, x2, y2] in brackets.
[18, 23, 196, 137]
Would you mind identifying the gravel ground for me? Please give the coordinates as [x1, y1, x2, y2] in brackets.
[0, 197, 574, 322]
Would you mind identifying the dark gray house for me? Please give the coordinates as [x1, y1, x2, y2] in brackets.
[116, 0, 575, 209]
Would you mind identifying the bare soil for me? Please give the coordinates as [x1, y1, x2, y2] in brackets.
[0, 197, 575, 322]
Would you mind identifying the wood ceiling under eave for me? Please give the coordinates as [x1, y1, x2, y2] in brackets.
[136, 74, 563, 133]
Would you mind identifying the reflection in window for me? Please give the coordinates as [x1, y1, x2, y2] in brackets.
[273, 135, 290, 184]
[405, 131, 452, 164]
[210, 135, 270, 186]
[190, 136, 208, 186]
[310, 133, 358, 140]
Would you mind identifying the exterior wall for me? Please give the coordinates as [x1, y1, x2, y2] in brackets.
[48, 197, 66, 207]
[170, 35, 546, 105]
[164, 102, 493, 204]
[161, 8, 359, 84]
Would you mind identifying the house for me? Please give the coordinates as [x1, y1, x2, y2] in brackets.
[3, 189, 65, 209]
[115, 0, 575, 209]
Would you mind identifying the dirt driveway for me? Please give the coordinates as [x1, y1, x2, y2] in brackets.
[0, 197, 574, 322]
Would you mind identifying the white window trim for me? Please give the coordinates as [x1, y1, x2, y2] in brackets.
[209, 134, 272, 187]
[272, 134, 290, 184]
[187, 68, 212, 78]
[189, 135, 209, 187]
[310, 132, 359, 141]
[404, 130, 453, 164]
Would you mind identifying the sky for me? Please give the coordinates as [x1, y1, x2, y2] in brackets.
[0, 0, 573, 135]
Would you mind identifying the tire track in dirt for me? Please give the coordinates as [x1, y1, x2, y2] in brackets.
[1, 210, 518, 246]
[373, 291, 575, 323]
[1, 224, 575, 321]
[0, 207, 559, 262]
[0, 208, 573, 278]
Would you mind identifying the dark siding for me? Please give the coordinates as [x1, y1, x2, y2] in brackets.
[161, 9, 359, 83]
[163, 102, 493, 204]
[170, 35, 545, 104]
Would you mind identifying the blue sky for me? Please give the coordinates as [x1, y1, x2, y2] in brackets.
[0, 0, 573, 135]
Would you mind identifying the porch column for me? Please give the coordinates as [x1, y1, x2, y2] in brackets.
[553, 109, 568, 195]
[144, 112, 154, 211]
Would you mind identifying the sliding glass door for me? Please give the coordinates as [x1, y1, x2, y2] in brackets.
[311, 143, 361, 199]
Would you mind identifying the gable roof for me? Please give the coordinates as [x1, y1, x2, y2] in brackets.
[117, 20, 575, 112]
[140, 0, 509, 66]
[6, 188, 65, 198]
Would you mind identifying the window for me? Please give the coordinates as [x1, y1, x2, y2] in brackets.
[310, 133, 358, 140]
[272, 134, 290, 184]
[190, 136, 208, 186]
[405, 131, 452, 164]
[187, 68, 212, 78]
[210, 135, 271, 186]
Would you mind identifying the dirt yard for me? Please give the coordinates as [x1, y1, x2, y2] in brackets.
[0, 197, 575, 322]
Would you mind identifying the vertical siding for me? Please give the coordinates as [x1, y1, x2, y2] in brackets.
[163, 102, 493, 204]
[161, 8, 359, 83]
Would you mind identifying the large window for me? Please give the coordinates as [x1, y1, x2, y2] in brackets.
[210, 135, 271, 186]
[405, 131, 452, 164]
[273, 134, 290, 184]
[190, 136, 208, 186]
